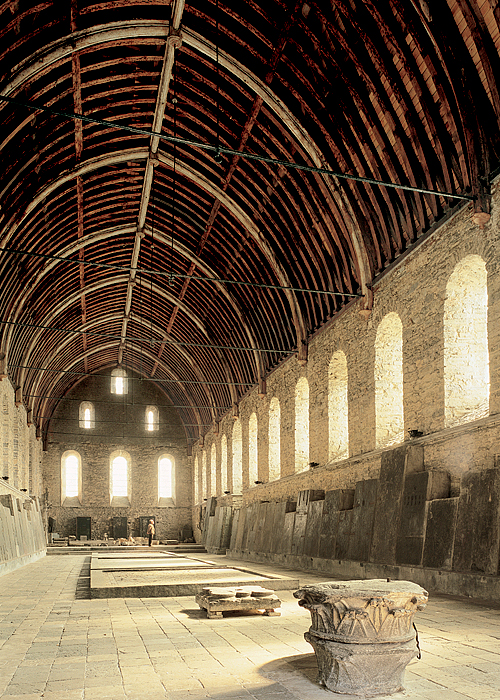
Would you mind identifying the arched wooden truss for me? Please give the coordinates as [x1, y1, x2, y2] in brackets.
[0, 0, 498, 444]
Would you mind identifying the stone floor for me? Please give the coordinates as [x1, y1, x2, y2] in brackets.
[1, 552, 500, 700]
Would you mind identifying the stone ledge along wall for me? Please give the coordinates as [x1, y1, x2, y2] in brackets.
[224, 445, 500, 601]
[43, 370, 193, 542]
[192, 179, 500, 601]
[0, 479, 46, 576]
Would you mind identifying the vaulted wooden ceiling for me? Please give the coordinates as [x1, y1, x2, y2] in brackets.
[0, 0, 499, 445]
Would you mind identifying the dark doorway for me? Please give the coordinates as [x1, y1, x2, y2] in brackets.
[139, 516, 155, 538]
[113, 516, 127, 539]
[76, 516, 91, 540]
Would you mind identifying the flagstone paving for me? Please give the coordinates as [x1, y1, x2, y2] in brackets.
[1, 553, 499, 700]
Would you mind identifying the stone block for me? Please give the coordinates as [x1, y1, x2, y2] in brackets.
[303, 499, 324, 558]
[196, 585, 281, 619]
[396, 470, 450, 566]
[334, 510, 352, 559]
[296, 489, 324, 514]
[453, 468, 500, 574]
[318, 489, 354, 559]
[291, 512, 308, 555]
[371, 445, 407, 565]
[347, 479, 377, 561]
[282, 510, 295, 555]
[423, 497, 458, 569]
[270, 502, 286, 554]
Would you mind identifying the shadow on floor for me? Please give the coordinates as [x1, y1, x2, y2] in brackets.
[75, 555, 91, 599]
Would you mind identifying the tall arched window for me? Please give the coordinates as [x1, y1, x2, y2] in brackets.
[145, 405, 159, 432]
[194, 455, 200, 504]
[111, 367, 128, 395]
[110, 451, 130, 504]
[158, 454, 174, 503]
[375, 312, 404, 448]
[268, 397, 280, 481]
[61, 450, 81, 505]
[221, 434, 228, 493]
[329, 351, 349, 461]
[444, 255, 489, 427]
[295, 377, 309, 472]
[202, 450, 207, 499]
[79, 401, 95, 429]
[211, 442, 217, 495]
[232, 419, 242, 494]
[248, 413, 258, 486]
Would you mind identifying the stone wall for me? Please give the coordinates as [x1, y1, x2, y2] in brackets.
[0, 479, 46, 576]
[43, 370, 192, 541]
[191, 177, 500, 597]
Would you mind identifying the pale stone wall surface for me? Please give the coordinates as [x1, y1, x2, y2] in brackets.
[0, 478, 46, 576]
[192, 180, 500, 593]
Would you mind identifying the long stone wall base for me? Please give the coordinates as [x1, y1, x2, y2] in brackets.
[305, 633, 416, 697]
[227, 549, 500, 603]
[0, 550, 46, 578]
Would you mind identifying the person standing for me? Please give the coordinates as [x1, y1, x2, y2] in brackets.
[146, 519, 155, 547]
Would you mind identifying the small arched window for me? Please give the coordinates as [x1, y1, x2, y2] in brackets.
[221, 434, 228, 493]
[111, 367, 128, 395]
[202, 450, 207, 499]
[444, 255, 489, 428]
[295, 377, 309, 472]
[194, 455, 200, 504]
[248, 413, 258, 486]
[79, 401, 95, 429]
[375, 312, 404, 448]
[145, 405, 159, 432]
[232, 419, 242, 495]
[61, 450, 82, 505]
[211, 442, 217, 495]
[110, 451, 130, 504]
[329, 351, 349, 461]
[268, 397, 280, 481]
[158, 454, 175, 504]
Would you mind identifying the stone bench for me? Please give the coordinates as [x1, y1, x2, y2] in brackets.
[195, 585, 281, 619]
[294, 579, 428, 697]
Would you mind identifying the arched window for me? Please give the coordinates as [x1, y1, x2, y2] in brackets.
[145, 405, 159, 432]
[248, 413, 258, 485]
[110, 451, 130, 504]
[375, 312, 404, 448]
[194, 455, 200, 504]
[268, 397, 280, 481]
[111, 367, 128, 395]
[201, 450, 207, 499]
[158, 454, 174, 503]
[232, 419, 242, 495]
[221, 434, 228, 493]
[295, 377, 309, 472]
[211, 442, 217, 495]
[444, 255, 489, 427]
[61, 450, 81, 505]
[329, 351, 349, 461]
[79, 401, 95, 429]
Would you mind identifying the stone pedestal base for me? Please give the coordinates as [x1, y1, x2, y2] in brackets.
[305, 632, 416, 697]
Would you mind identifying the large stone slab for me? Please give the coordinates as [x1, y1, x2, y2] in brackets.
[282, 510, 296, 555]
[396, 470, 450, 566]
[303, 499, 324, 558]
[423, 498, 458, 569]
[371, 445, 407, 565]
[318, 489, 354, 560]
[453, 468, 500, 574]
[347, 479, 378, 562]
